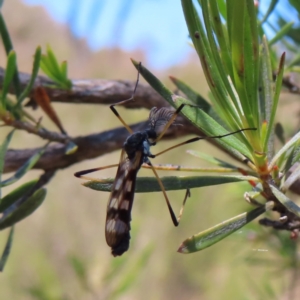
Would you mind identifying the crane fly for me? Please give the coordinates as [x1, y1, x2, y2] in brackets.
[75, 63, 256, 256]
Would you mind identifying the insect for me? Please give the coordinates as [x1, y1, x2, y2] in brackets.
[75, 63, 256, 256]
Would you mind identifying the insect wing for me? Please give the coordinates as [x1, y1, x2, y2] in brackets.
[105, 149, 142, 256]
[149, 107, 175, 134]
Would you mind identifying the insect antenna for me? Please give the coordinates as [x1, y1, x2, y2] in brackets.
[153, 127, 256, 158]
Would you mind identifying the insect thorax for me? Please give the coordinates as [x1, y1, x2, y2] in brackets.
[124, 130, 157, 160]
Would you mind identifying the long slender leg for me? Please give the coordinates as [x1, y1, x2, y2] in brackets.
[147, 159, 190, 226]
[74, 164, 119, 181]
[153, 128, 256, 157]
[109, 62, 142, 134]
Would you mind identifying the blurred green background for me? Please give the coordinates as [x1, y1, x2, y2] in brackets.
[1, 0, 300, 299]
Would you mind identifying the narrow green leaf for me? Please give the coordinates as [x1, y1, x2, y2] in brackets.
[131, 59, 173, 104]
[282, 163, 300, 192]
[0, 144, 48, 188]
[41, 54, 63, 87]
[281, 147, 294, 174]
[0, 130, 14, 199]
[0, 188, 46, 230]
[1, 50, 16, 108]
[40, 55, 56, 79]
[178, 203, 271, 254]
[186, 150, 239, 169]
[227, 0, 247, 105]
[270, 185, 300, 217]
[0, 13, 21, 96]
[182, 0, 242, 128]
[60, 61, 72, 89]
[0, 226, 14, 272]
[172, 96, 254, 159]
[0, 179, 38, 212]
[243, 0, 259, 125]
[269, 21, 294, 46]
[259, 0, 279, 25]
[291, 146, 300, 166]
[61, 61, 68, 78]
[18, 46, 42, 105]
[216, 0, 227, 19]
[169, 76, 211, 108]
[209, 0, 233, 79]
[260, 36, 274, 124]
[45, 45, 64, 82]
[169, 76, 221, 123]
[83, 175, 258, 193]
[264, 52, 285, 154]
[260, 36, 275, 159]
[39, 57, 50, 74]
[269, 131, 300, 169]
[204, 0, 248, 122]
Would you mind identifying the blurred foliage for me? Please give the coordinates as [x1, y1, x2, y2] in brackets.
[40, 45, 72, 90]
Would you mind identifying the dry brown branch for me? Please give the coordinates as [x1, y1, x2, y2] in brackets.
[3, 120, 70, 143]
[0, 67, 168, 109]
[4, 117, 202, 173]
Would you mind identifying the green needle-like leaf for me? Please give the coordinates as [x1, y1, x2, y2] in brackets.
[0, 188, 46, 230]
[0, 13, 21, 96]
[178, 203, 272, 254]
[263, 52, 285, 154]
[259, 0, 279, 25]
[173, 96, 254, 158]
[0, 144, 48, 188]
[131, 59, 173, 104]
[269, 21, 294, 46]
[282, 163, 300, 192]
[169, 76, 221, 123]
[270, 185, 300, 217]
[45, 45, 63, 81]
[0, 130, 14, 199]
[83, 175, 258, 193]
[0, 226, 14, 272]
[1, 50, 16, 108]
[270, 131, 300, 169]
[18, 46, 41, 105]
[186, 150, 240, 169]
[0, 179, 38, 212]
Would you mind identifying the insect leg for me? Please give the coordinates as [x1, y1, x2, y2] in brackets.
[74, 164, 119, 181]
[147, 159, 190, 226]
[109, 62, 142, 134]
